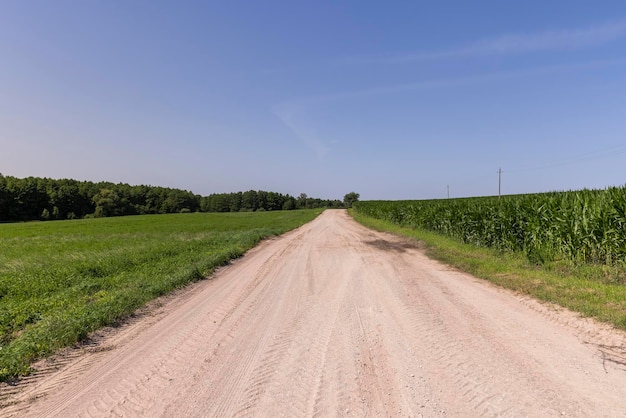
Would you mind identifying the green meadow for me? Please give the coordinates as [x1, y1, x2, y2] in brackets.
[0, 210, 322, 381]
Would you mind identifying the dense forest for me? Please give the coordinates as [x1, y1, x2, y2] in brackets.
[0, 174, 343, 222]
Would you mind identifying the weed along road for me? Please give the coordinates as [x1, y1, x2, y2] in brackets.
[3, 210, 626, 417]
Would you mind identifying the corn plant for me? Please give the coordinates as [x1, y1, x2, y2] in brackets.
[353, 186, 626, 265]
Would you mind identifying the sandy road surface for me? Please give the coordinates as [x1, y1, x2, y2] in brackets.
[3, 209, 626, 417]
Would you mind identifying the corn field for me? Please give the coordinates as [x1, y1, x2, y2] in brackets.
[353, 187, 626, 265]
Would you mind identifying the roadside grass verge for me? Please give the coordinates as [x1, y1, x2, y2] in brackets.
[0, 210, 322, 381]
[349, 210, 626, 331]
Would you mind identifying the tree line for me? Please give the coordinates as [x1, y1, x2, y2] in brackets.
[201, 191, 343, 213]
[0, 174, 349, 222]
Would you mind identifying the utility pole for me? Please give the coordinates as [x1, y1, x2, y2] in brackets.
[447, 184, 450, 199]
[498, 168, 502, 198]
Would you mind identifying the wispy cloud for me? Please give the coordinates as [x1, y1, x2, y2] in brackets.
[272, 102, 330, 159]
[282, 58, 626, 106]
[273, 58, 626, 155]
[470, 19, 626, 52]
[274, 17, 626, 159]
[346, 19, 626, 64]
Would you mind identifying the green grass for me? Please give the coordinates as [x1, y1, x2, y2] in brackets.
[0, 210, 322, 381]
[350, 209, 626, 331]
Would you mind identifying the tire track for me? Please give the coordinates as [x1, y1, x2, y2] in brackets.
[383, 248, 601, 417]
[170, 232, 310, 417]
[5, 224, 308, 417]
[256, 271, 346, 417]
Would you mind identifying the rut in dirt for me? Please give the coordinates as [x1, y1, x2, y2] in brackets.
[3, 209, 626, 417]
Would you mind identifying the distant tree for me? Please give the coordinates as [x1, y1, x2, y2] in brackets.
[256, 191, 269, 210]
[14, 177, 49, 221]
[199, 196, 211, 212]
[77, 181, 98, 216]
[145, 187, 167, 214]
[0, 173, 347, 221]
[265, 192, 283, 211]
[330, 199, 344, 208]
[0, 175, 205, 221]
[93, 188, 123, 217]
[49, 182, 79, 219]
[343, 192, 360, 208]
[160, 189, 198, 213]
[229, 192, 243, 212]
[297, 193, 308, 209]
[0, 174, 10, 221]
[209, 193, 232, 212]
[282, 197, 296, 210]
[241, 190, 259, 211]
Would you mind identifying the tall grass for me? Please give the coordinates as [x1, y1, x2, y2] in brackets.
[0, 210, 322, 380]
[353, 187, 626, 265]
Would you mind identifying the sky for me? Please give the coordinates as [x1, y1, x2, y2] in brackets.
[2, 1, 626, 200]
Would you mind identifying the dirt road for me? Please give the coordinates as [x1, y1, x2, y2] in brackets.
[3, 209, 626, 417]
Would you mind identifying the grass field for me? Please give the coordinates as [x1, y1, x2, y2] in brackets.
[0, 210, 322, 381]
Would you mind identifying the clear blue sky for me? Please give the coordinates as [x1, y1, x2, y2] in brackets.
[2, 1, 626, 200]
